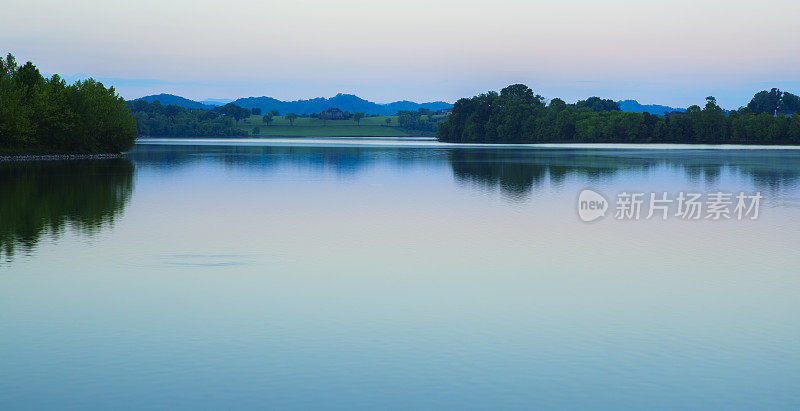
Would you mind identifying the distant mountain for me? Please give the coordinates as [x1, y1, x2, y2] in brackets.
[133, 93, 452, 115]
[232, 93, 452, 116]
[134, 94, 686, 117]
[136, 94, 214, 110]
[618, 100, 684, 115]
[200, 98, 233, 106]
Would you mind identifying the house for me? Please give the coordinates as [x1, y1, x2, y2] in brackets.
[436, 108, 452, 115]
[321, 107, 346, 120]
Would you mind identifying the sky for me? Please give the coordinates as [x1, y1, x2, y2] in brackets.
[2, 0, 799, 108]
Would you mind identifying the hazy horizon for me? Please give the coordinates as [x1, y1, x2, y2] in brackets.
[3, 0, 799, 109]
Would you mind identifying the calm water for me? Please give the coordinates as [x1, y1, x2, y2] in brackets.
[2, 138, 799, 409]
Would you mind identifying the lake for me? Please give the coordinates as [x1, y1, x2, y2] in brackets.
[2, 138, 799, 409]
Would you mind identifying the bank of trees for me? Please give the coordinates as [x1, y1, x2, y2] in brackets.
[437, 84, 800, 144]
[129, 100, 248, 137]
[397, 108, 444, 133]
[0, 54, 136, 153]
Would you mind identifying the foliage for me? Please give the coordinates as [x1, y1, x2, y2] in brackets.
[0, 54, 136, 153]
[438, 84, 800, 144]
[129, 100, 247, 136]
[213, 103, 251, 122]
[575, 96, 620, 112]
[396, 108, 445, 133]
[747, 88, 800, 115]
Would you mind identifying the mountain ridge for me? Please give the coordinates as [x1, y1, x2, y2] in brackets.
[136, 94, 215, 110]
[132, 93, 685, 116]
[617, 100, 685, 115]
[133, 93, 452, 115]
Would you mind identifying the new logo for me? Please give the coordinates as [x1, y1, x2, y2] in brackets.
[578, 189, 608, 222]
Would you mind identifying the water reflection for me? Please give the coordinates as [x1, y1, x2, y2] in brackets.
[127, 144, 448, 175]
[448, 148, 800, 197]
[5, 144, 797, 260]
[4, 142, 800, 408]
[129, 143, 800, 197]
[0, 159, 134, 262]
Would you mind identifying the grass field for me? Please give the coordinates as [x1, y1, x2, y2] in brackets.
[235, 115, 443, 137]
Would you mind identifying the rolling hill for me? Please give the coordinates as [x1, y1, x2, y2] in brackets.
[135, 94, 214, 110]
[133, 93, 452, 115]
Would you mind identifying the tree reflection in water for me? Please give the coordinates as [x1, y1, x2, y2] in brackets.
[0, 159, 134, 262]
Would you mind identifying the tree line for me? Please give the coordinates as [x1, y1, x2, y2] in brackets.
[131, 101, 390, 136]
[0, 54, 136, 154]
[129, 100, 253, 137]
[437, 84, 800, 144]
[396, 108, 446, 133]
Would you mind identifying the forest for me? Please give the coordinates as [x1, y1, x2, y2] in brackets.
[437, 84, 800, 144]
[0, 54, 136, 154]
[128, 100, 249, 137]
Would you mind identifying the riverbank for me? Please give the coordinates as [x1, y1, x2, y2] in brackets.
[0, 153, 126, 162]
[136, 137, 800, 150]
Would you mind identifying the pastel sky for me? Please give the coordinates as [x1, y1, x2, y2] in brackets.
[2, 0, 799, 108]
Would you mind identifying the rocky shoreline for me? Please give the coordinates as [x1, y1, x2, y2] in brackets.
[0, 153, 126, 162]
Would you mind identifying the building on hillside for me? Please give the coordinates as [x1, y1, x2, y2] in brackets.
[436, 108, 452, 115]
[321, 107, 346, 120]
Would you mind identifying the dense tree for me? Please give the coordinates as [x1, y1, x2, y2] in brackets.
[779, 92, 800, 114]
[744, 88, 800, 116]
[214, 103, 250, 122]
[438, 84, 800, 145]
[396, 110, 443, 133]
[286, 113, 298, 126]
[270, 109, 280, 117]
[575, 96, 620, 112]
[0, 54, 135, 154]
[251, 107, 262, 115]
[263, 113, 274, 126]
[129, 100, 246, 137]
[748, 88, 782, 115]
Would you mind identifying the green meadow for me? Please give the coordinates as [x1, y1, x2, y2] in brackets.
[237, 115, 442, 137]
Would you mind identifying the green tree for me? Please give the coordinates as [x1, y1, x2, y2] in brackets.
[575, 96, 620, 112]
[286, 112, 298, 126]
[748, 88, 782, 115]
[779, 92, 800, 114]
[263, 113, 273, 126]
[438, 84, 800, 145]
[353, 112, 364, 126]
[0, 54, 136, 153]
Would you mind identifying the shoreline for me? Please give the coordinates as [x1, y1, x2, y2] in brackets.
[0, 153, 126, 162]
[136, 137, 800, 150]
